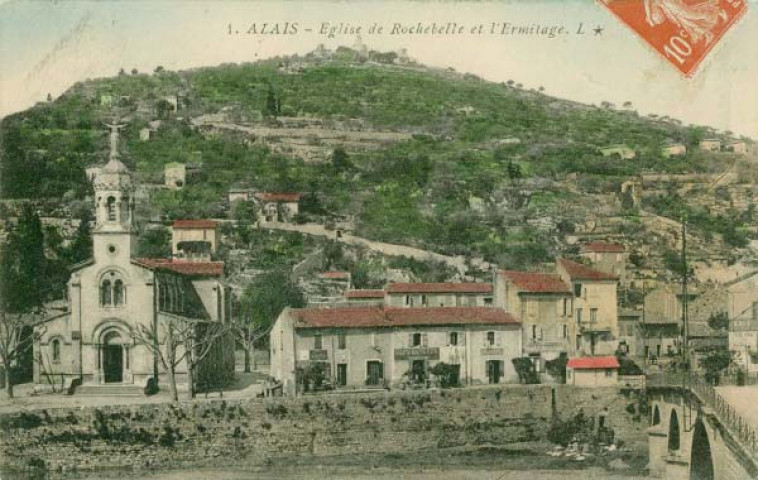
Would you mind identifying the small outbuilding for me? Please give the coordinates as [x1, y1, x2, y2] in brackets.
[566, 355, 620, 387]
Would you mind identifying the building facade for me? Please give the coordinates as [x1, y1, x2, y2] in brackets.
[556, 259, 619, 356]
[33, 130, 233, 393]
[385, 283, 493, 308]
[580, 242, 626, 285]
[496, 270, 573, 373]
[171, 220, 219, 261]
[270, 306, 521, 395]
[566, 356, 620, 387]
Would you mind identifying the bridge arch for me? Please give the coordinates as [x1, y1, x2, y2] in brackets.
[690, 419, 714, 480]
[668, 409, 681, 452]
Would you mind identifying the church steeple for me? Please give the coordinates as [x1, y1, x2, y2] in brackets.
[91, 124, 137, 260]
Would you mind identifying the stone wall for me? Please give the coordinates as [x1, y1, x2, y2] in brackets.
[0, 385, 644, 475]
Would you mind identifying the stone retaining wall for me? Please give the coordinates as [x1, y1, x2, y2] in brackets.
[0, 385, 641, 475]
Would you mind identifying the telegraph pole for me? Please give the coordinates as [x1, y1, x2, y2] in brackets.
[681, 215, 689, 373]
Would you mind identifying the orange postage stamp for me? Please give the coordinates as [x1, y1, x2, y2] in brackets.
[598, 0, 748, 76]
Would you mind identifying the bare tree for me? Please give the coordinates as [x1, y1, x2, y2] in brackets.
[230, 307, 272, 373]
[131, 314, 228, 401]
[0, 309, 45, 398]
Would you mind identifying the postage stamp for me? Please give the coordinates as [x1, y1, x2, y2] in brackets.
[598, 0, 748, 76]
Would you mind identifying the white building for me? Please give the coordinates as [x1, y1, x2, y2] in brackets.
[33, 128, 234, 394]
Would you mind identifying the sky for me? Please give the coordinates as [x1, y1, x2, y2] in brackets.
[1, 0, 757, 138]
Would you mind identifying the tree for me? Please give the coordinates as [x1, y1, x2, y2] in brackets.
[66, 210, 93, 264]
[131, 315, 228, 401]
[265, 84, 280, 117]
[155, 99, 175, 120]
[137, 227, 171, 258]
[545, 353, 568, 383]
[512, 357, 540, 384]
[331, 147, 354, 172]
[0, 206, 47, 398]
[232, 270, 305, 372]
[131, 68, 139, 75]
[707, 311, 730, 331]
[700, 349, 731, 385]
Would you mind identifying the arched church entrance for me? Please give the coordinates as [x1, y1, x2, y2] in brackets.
[690, 420, 714, 480]
[103, 331, 126, 383]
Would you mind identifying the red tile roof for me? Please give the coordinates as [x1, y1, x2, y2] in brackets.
[344, 290, 385, 299]
[500, 271, 571, 294]
[582, 242, 625, 253]
[133, 258, 224, 277]
[320, 271, 351, 280]
[172, 220, 219, 229]
[558, 259, 618, 281]
[292, 306, 518, 329]
[567, 356, 620, 370]
[255, 192, 301, 202]
[386, 283, 493, 294]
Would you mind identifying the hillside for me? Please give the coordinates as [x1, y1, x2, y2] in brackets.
[1, 47, 756, 277]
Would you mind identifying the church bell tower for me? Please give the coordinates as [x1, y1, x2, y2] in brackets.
[92, 124, 137, 263]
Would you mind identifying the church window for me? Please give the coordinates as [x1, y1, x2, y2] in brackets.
[113, 280, 125, 306]
[52, 339, 61, 362]
[100, 272, 126, 307]
[107, 196, 117, 221]
[100, 280, 112, 305]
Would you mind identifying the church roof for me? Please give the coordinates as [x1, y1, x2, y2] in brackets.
[133, 258, 224, 277]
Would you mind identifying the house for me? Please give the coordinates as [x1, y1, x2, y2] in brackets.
[343, 289, 386, 306]
[255, 192, 301, 222]
[496, 270, 573, 373]
[699, 139, 722, 152]
[171, 220, 219, 261]
[164, 162, 186, 189]
[726, 140, 748, 155]
[599, 145, 636, 160]
[557, 259, 619, 356]
[385, 283, 493, 308]
[32, 129, 233, 393]
[580, 242, 626, 284]
[726, 271, 758, 373]
[228, 187, 253, 204]
[270, 306, 522, 395]
[661, 142, 687, 158]
[617, 310, 642, 357]
[566, 356, 620, 387]
[641, 285, 699, 361]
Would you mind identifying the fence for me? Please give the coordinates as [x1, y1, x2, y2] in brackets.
[689, 376, 758, 456]
[618, 375, 646, 389]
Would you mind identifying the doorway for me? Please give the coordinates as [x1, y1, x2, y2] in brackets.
[366, 361, 384, 385]
[411, 360, 426, 384]
[487, 360, 502, 384]
[104, 344, 123, 383]
[336, 363, 347, 387]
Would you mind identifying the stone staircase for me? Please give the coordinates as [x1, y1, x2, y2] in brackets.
[75, 383, 144, 397]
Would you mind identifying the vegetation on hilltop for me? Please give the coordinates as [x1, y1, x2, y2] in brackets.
[1, 50, 754, 271]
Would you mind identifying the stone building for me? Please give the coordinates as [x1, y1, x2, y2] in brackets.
[254, 192, 301, 222]
[171, 220, 219, 261]
[580, 242, 626, 284]
[661, 142, 687, 158]
[164, 162, 186, 189]
[270, 306, 521, 395]
[699, 138, 722, 152]
[33, 128, 234, 394]
[726, 270, 758, 373]
[495, 270, 573, 373]
[556, 259, 620, 356]
[566, 356, 620, 387]
[385, 283, 493, 308]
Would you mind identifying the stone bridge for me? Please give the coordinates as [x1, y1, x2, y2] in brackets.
[647, 378, 758, 480]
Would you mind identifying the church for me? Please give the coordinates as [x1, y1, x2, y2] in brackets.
[33, 127, 235, 394]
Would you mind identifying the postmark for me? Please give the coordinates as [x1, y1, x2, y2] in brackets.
[598, 0, 748, 76]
